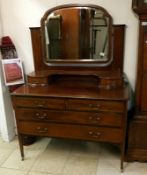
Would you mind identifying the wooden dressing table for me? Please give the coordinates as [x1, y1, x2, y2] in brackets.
[11, 4, 130, 171]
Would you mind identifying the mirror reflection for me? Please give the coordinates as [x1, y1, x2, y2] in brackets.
[42, 6, 112, 62]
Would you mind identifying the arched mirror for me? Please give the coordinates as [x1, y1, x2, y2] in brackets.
[41, 4, 113, 66]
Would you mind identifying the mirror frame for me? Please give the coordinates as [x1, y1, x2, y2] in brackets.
[41, 4, 113, 67]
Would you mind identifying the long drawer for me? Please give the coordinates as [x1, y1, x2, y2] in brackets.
[16, 108, 123, 127]
[12, 97, 65, 110]
[18, 121, 123, 143]
[67, 99, 125, 112]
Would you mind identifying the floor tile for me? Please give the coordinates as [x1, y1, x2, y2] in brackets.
[124, 162, 147, 175]
[0, 167, 27, 175]
[1, 149, 42, 171]
[27, 172, 50, 175]
[30, 139, 71, 174]
[0, 148, 14, 166]
[97, 159, 121, 172]
[0, 137, 147, 175]
[62, 154, 98, 175]
[0, 136, 18, 150]
[25, 137, 51, 151]
[45, 138, 73, 151]
[96, 168, 129, 175]
[99, 143, 120, 160]
[70, 140, 101, 158]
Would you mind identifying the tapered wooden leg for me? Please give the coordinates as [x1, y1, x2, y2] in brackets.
[18, 134, 24, 161]
[121, 159, 124, 173]
[120, 143, 125, 172]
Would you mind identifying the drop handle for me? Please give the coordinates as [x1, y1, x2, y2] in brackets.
[36, 104, 45, 107]
[96, 117, 101, 121]
[35, 113, 47, 120]
[88, 131, 93, 135]
[88, 131, 101, 138]
[89, 115, 101, 122]
[36, 127, 48, 133]
[89, 116, 93, 120]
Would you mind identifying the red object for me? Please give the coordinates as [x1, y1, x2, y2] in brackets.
[0, 36, 15, 48]
[0, 36, 17, 59]
[4, 63, 22, 82]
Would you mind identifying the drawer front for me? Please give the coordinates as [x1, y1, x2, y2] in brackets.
[13, 97, 65, 110]
[16, 109, 123, 127]
[18, 121, 123, 143]
[67, 99, 124, 112]
[27, 77, 48, 85]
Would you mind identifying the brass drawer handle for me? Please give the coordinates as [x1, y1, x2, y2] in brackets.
[35, 113, 47, 120]
[96, 117, 101, 121]
[36, 104, 45, 107]
[89, 116, 93, 120]
[36, 127, 48, 133]
[88, 131, 101, 138]
[89, 115, 101, 122]
[88, 131, 93, 135]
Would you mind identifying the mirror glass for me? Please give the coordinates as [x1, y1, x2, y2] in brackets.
[41, 5, 112, 64]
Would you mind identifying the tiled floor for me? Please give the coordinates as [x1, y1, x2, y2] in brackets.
[0, 137, 147, 175]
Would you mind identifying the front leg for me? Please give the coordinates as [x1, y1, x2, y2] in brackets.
[18, 134, 24, 161]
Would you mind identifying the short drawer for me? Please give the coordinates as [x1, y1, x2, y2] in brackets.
[15, 109, 123, 127]
[12, 97, 65, 110]
[27, 76, 48, 85]
[67, 99, 125, 112]
[18, 121, 123, 143]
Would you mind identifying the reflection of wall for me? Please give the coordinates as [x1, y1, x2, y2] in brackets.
[89, 15, 109, 60]
[92, 27, 108, 60]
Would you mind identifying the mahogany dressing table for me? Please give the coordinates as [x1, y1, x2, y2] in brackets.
[11, 4, 130, 171]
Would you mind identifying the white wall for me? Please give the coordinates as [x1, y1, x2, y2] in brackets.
[0, 0, 139, 140]
[0, 6, 3, 137]
[0, 64, 15, 142]
[0, 2, 15, 141]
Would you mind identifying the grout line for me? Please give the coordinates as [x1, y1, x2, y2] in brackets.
[60, 145, 73, 175]
[0, 166, 28, 174]
[0, 148, 17, 168]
